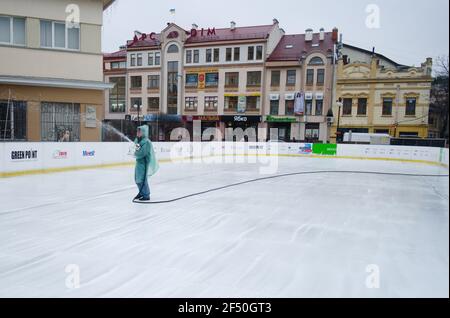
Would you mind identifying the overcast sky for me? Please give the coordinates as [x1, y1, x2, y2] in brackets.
[102, 0, 449, 67]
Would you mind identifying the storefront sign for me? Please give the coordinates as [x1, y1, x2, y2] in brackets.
[183, 116, 220, 122]
[269, 94, 280, 101]
[266, 116, 297, 123]
[305, 92, 313, 100]
[237, 96, 246, 113]
[285, 93, 295, 101]
[222, 116, 262, 123]
[10, 149, 38, 161]
[144, 114, 182, 122]
[53, 150, 68, 159]
[189, 28, 216, 37]
[315, 92, 324, 100]
[312, 144, 337, 156]
[198, 73, 206, 89]
[85, 106, 97, 128]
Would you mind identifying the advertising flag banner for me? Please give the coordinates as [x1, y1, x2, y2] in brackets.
[294, 92, 305, 116]
[237, 96, 246, 113]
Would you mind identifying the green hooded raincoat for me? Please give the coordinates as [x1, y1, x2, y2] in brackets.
[134, 125, 159, 184]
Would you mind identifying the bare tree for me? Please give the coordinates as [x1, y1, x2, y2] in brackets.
[431, 55, 449, 140]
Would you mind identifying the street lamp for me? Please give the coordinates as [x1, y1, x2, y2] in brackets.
[335, 98, 343, 143]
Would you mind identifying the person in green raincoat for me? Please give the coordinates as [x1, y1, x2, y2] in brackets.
[134, 125, 159, 201]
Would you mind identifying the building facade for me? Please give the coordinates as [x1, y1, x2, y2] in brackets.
[103, 21, 340, 142]
[330, 45, 433, 141]
[0, 0, 113, 142]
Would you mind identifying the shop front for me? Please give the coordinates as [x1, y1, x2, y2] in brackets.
[266, 115, 297, 141]
[221, 115, 262, 141]
[143, 114, 183, 141]
[182, 115, 221, 141]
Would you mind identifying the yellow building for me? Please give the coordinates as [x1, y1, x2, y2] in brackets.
[330, 44, 433, 141]
[0, 0, 114, 142]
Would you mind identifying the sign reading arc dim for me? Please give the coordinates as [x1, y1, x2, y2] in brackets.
[131, 27, 217, 44]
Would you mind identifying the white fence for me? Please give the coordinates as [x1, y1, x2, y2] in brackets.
[0, 142, 448, 177]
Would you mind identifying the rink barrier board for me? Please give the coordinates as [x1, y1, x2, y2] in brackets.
[0, 142, 448, 178]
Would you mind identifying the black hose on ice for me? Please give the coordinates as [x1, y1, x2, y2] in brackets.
[132, 170, 449, 205]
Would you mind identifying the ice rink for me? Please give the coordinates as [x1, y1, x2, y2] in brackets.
[0, 156, 448, 298]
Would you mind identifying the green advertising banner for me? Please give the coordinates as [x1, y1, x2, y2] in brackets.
[313, 143, 337, 156]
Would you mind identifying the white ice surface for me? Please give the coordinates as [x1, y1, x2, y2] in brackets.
[0, 157, 448, 298]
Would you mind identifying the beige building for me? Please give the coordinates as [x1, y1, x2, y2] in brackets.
[330, 45, 433, 141]
[0, 0, 113, 141]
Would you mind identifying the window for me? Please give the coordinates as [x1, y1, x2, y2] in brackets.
[234, 47, 240, 61]
[343, 98, 353, 115]
[399, 132, 419, 138]
[130, 54, 136, 67]
[185, 73, 198, 87]
[130, 76, 142, 89]
[186, 50, 192, 64]
[246, 96, 260, 110]
[167, 61, 179, 114]
[247, 71, 262, 86]
[286, 70, 296, 86]
[41, 102, 80, 142]
[357, 98, 367, 116]
[305, 100, 313, 115]
[148, 75, 160, 89]
[213, 48, 220, 62]
[111, 61, 126, 69]
[193, 50, 200, 63]
[185, 97, 198, 110]
[167, 44, 179, 53]
[225, 72, 239, 87]
[306, 69, 314, 85]
[309, 57, 324, 65]
[206, 49, 212, 63]
[406, 98, 416, 116]
[109, 77, 126, 113]
[136, 53, 142, 66]
[205, 96, 218, 110]
[148, 97, 159, 111]
[271, 71, 280, 86]
[305, 123, 320, 140]
[148, 53, 154, 65]
[256, 45, 263, 60]
[155, 52, 161, 65]
[382, 98, 393, 116]
[317, 69, 325, 85]
[0, 16, 25, 45]
[270, 100, 279, 115]
[205, 73, 219, 87]
[225, 96, 238, 110]
[286, 100, 295, 115]
[40, 20, 79, 50]
[226, 48, 232, 62]
[315, 100, 323, 116]
[248, 46, 255, 60]
[375, 129, 389, 134]
[0, 100, 27, 140]
[130, 98, 142, 112]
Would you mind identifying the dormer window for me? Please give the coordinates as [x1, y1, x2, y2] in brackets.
[167, 44, 179, 53]
[309, 57, 324, 65]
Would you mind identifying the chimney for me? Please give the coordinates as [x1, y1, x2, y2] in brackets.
[332, 27, 338, 43]
[192, 23, 198, 30]
[319, 28, 325, 41]
[273, 18, 279, 25]
[230, 21, 236, 31]
[305, 28, 313, 41]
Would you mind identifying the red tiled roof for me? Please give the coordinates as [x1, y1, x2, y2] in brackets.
[186, 25, 274, 44]
[103, 49, 127, 59]
[127, 34, 161, 49]
[267, 32, 335, 62]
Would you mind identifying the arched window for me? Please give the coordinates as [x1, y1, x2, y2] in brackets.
[167, 44, 179, 53]
[309, 57, 324, 65]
